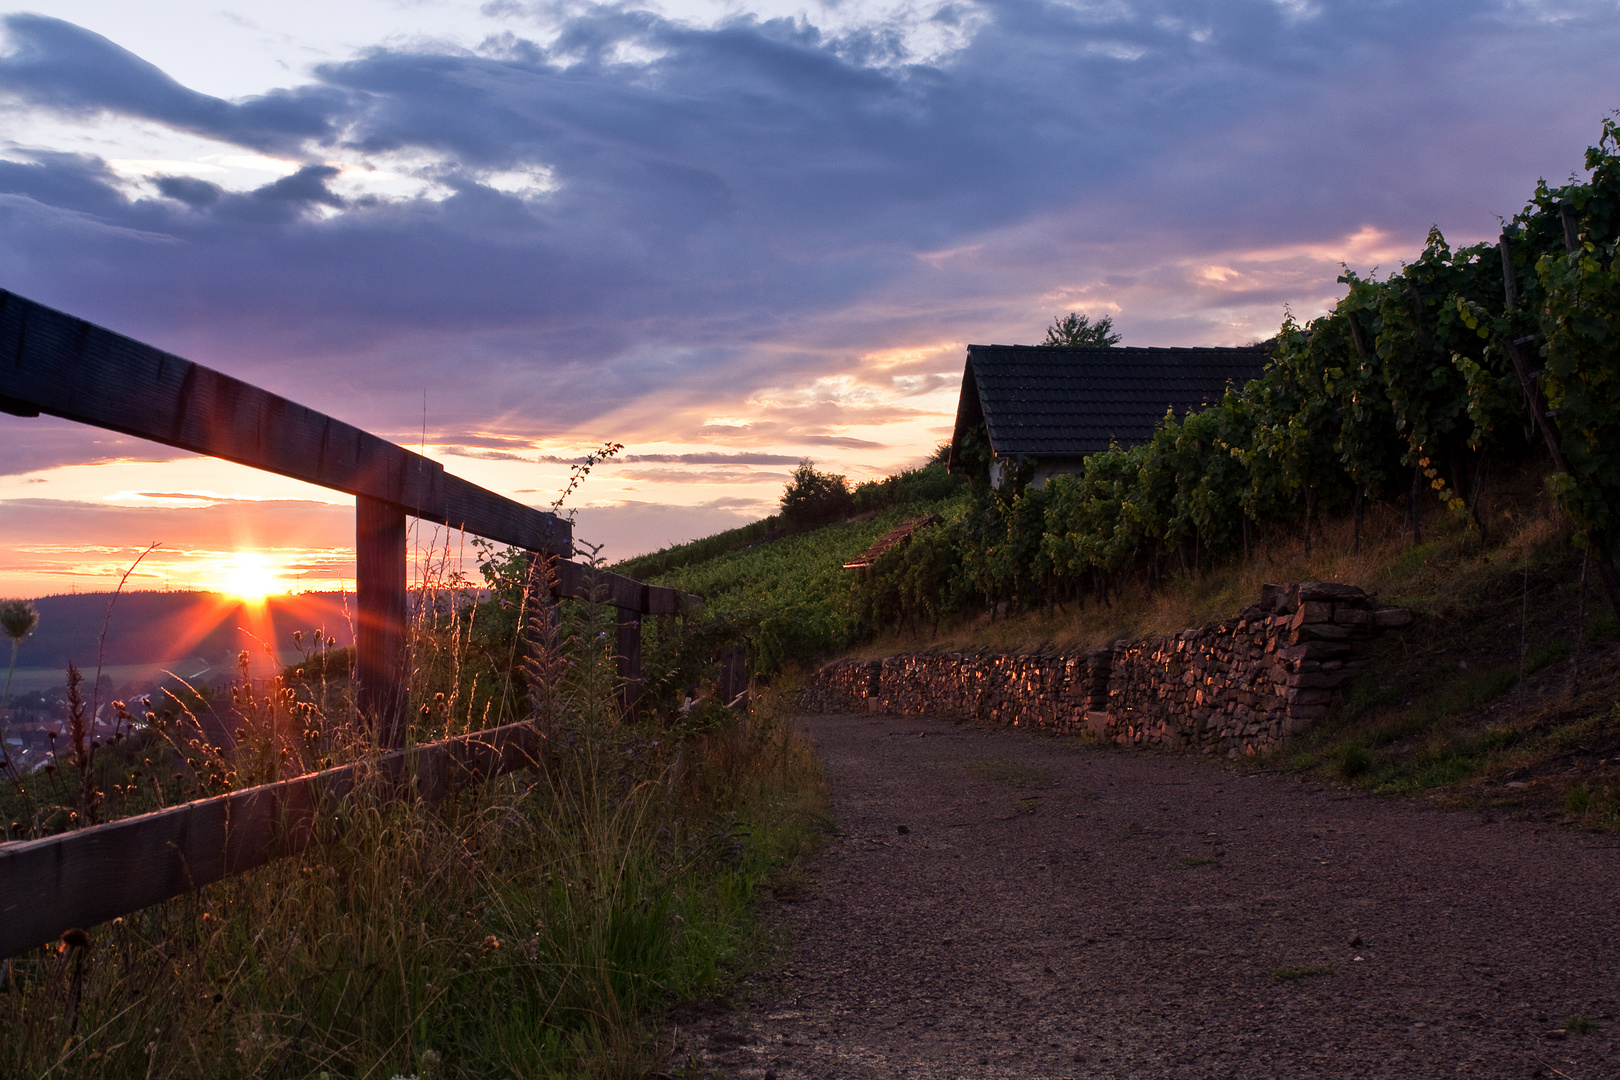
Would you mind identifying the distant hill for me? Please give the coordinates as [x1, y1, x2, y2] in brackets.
[11, 591, 357, 671]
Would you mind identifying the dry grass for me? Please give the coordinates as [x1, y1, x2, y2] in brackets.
[0, 559, 827, 1079]
[843, 464, 1620, 824]
[850, 469, 1565, 657]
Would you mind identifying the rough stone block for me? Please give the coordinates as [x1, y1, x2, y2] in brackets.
[1291, 623, 1353, 643]
[1374, 607, 1415, 628]
[1298, 581, 1370, 604]
[1289, 601, 1336, 630]
[1287, 670, 1357, 689]
[1277, 640, 1353, 662]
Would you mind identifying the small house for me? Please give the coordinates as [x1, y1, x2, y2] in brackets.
[947, 344, 1270, 488]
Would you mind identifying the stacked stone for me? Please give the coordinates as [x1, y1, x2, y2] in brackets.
[1102, 613, 1285, 755]
[1267, 581, 1413, 732]
[794, 659, 870, 713]
[860, 652, 1094, 731]
[797, 582, 1413, 758]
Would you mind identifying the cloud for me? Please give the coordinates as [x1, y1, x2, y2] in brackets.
[570, 496, 773, 561]
[0, 0, 1616, 464]
[0, 15, 345, 154]
[0, 496, 358, 594]
[616, 466, 790, 484]
[619, 452, 804, 465]
[0, 414, 196, 476]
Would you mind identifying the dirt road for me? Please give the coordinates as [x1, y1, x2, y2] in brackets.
[670, 712, 1620, 1079]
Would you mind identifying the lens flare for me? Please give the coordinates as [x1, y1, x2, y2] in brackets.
[217, 552, 285, 604]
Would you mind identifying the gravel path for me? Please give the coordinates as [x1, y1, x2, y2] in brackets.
[670, 712, 1620, 1079]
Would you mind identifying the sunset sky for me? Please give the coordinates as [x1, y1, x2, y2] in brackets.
[1, 0, 1617, 597]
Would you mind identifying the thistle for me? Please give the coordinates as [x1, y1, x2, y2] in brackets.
[0, 598, 39, 773]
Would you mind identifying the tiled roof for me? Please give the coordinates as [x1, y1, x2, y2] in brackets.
[842, 514, 941, 570]
[951, 345, 1269, 460]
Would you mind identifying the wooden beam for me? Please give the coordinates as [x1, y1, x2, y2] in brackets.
[520, 551, 561, 718]
[0, 722, 545, 959]
[616, 606, 643, 720]
[547, 559, 698, 614]
[356, 496, 409, 747]
[0, 290, 569, 555]
[717, 642, 748, 706]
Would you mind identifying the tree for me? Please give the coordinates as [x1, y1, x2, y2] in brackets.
[1043, 311, 1122, 348]
[779, 460, 854, 529]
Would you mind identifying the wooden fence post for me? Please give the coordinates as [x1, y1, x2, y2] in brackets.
[356, 496, 408, 747]
[616, 595, 643, 721]
[718, 642, 748, 707]
[523, 551, 562, 719]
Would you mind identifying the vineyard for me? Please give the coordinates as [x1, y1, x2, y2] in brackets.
[631, 120, 1620, 673]
[859, 117, 1620, 627]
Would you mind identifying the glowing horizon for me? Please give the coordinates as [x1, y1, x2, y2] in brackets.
[2, 3, 1616, 598]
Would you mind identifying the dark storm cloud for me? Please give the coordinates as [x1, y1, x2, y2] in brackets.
[0, 1, 1617, 456]
[0, 14, 346, 153]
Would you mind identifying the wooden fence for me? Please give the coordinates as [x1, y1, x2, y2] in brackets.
[0, 289, 706, 958]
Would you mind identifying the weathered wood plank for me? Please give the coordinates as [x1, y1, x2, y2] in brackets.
[357, 497, 409, 747]
[547, 562, 697, 615]
[0, 290, 570, 555]
[718, 642, 748, 705]
[0, 722, 545, 959]
[616, 605, 643, 720]
[642, 585, 682, 616]
[546, 560, 695, 613]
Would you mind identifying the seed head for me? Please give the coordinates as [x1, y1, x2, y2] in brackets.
[0, 598, 37, 642]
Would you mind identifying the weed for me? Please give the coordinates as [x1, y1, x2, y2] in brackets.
[1565, 782, 1592, 815]
[0, 550, 826, 1078]
[1283, 750, 1317, 771]
[1273, 965, 1335, 981]
[1337, 744, 1374, 779]
[1177, 855, 1218, 868]
[1564, 1014, 1599, 1035]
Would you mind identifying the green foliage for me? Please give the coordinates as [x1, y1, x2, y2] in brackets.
[779, 459, 855, 529]
[1043, 311, 1122, 348]
[0, 690, 825, 1080]
[858, 117, 1620, 619]
[0, 556, 826, 1079]
[648, 511, 915, 676]
[851, 457, 964, 513]
[616, 516, 787, 580]
[1534, 118, 1620, 558]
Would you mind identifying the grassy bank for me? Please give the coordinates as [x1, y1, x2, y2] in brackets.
[800, 465, 1620, 827]
[0, 570, 827, 1079]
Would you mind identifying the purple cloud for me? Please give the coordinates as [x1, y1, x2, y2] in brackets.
[0, 1, 1614, 462]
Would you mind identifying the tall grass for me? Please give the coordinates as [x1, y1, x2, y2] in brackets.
[0, 549, 825, 1079]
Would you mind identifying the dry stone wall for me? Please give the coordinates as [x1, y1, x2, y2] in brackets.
[797, 582, 1413, 758]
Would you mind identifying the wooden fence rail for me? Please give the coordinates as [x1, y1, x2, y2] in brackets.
[0, 289, 711, 957]
[0, 722, 545, 959]
[0, 290, 700, 737]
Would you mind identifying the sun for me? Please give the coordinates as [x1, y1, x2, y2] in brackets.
[219, 552, 284, 604]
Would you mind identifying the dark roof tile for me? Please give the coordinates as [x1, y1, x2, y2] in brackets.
[952, 344, 1269, 459]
